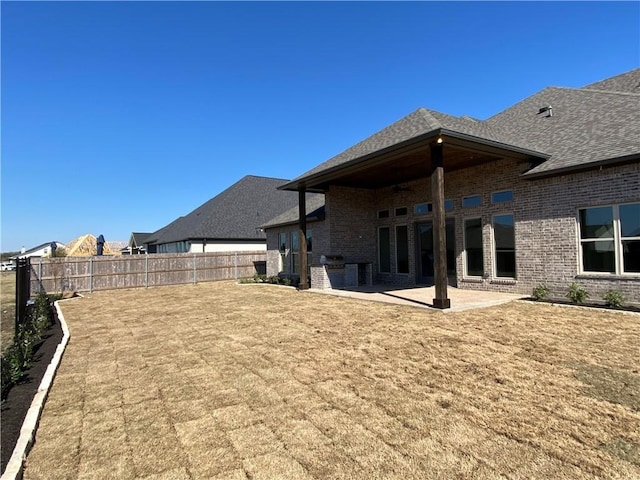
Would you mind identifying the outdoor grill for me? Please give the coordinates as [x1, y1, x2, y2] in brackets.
[320, 255, 344, 269]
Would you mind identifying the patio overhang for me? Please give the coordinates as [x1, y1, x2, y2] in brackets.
[284, 129, 548, 307]
[279, 130, 549, 193]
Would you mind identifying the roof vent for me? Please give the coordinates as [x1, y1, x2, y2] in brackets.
[537, 106, 553, 118]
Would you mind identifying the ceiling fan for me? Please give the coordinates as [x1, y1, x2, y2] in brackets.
[391, 184, 412, 194]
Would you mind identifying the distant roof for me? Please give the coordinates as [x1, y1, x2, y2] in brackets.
[130, 232, 152, 247]
[260, 194, 326, 229]
[282, 68, 639, 187]
[146, 175, 324, 245]
[17, 241, 64, 258]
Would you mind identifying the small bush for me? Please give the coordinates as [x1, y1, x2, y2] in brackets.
[532, 284, 550, 301]
[567, 281, 589, 304]
[603, 290, 625, 309]
[1, 293, 55, 401]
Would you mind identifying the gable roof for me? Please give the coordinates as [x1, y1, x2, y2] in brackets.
[260, 194, 326, 229]
[146, 175, 323, 245]
[282, 68, 639, 188]
[130, 232, 152, 247]
[290, 107, 546, 184]
[16, 241, 65, 258]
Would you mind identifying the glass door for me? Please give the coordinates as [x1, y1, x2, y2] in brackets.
[416, 220, 456, 285]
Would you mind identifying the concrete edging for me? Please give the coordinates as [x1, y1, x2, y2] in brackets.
[1, 300, 71, 480]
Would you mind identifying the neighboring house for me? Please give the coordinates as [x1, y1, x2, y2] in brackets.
[121, 232, 152, 255]
[15, 241, 66, 259]
[145, 175, 323, 254]
[265, 68, 640, 307]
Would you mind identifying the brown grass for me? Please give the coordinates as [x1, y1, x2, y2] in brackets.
[24, 281, 640, 479]
[1, 271, 16, 349]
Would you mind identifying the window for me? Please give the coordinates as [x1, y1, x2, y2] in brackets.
[579, 203, 640, 274]
[464, 218, 484, 276]
[378, 227, 391, 273]
[414, 203, 432, 215]
[491, 190, 514, 204]
[493, 214, 515, 278]
[463, 195, 482, 208]
[378, 210, 390, 219]
[395, 207, 408, 216]
[445, 199, 454, 211]
[306, 230, 313, 272]
[291, 231, 300, 274]
[396, 225, 409, 274]
[278, 232, 287, 272]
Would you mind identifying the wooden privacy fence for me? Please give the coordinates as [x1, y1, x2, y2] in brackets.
[30, 251, 267, 294]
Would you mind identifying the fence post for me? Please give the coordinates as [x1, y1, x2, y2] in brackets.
[234, 252, 238, 280]
[89, 257, 94, 293]
[38, 257, 43, 294]
[193, 254, 197, 284]
[145, 254, 149, 288]
[15, 258, 31, 339]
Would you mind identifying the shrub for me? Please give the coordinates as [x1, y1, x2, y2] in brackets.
[532, 284, 550, 301]
[603, 290, 625, 309]
[567, 281, 589, 304]
[1, 293, 55, 401]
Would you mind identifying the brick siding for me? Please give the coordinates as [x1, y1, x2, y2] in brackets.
[266, 159, 639, 303]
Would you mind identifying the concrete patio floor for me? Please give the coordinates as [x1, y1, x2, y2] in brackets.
[309, 285, 524, 312]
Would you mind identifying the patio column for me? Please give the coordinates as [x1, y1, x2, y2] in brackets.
[431, 142, 451, 309]
[299, 189, 309, 290]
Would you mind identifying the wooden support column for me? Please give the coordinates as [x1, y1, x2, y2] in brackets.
[299, 189, 309, 290]
[431, 142, 451, 309]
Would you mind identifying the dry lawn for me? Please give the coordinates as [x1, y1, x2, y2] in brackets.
[23, 281, 639, 479]
[1, 271, 16, 349]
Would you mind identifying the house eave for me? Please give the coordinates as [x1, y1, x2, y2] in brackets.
[522, 153, 640, 180]
[279, 129, 548, 192]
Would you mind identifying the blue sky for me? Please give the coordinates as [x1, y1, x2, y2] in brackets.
[1, 1, 638, 252]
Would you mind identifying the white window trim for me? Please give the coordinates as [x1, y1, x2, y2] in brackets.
[414, 202, 432, 215]
[491, 190, 514, 204]
[378, 226, 391, 273]
[378, 209, 390, 219]
[491, 213, 516, 279]
[463, 216, 484, 278]
[462, 194, 482, 209]
[395, 224, 410, 275]
[578, 202, 640, 276]
[395, 206, 408, 217]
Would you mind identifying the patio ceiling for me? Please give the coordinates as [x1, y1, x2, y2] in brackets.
[282, 131, 547, 193]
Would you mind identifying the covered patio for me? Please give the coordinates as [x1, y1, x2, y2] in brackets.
[280, 108, 547, 309]
[309, 284, 524, 312]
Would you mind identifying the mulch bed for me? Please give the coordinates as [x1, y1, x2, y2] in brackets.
[1, 316, 63, 475]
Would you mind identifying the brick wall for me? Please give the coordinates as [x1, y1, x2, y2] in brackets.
[266, 159, 639, 302]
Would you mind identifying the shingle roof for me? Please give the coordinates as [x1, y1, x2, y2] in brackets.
[260, 194, 326, 229]
[486, 82, 640, 176]
[287, 68, 639, 184]
[130, 232, 152, 247]
[292, 107, 544, 182]
[146, 176, 323, 245]
[582, 68, 640, 93]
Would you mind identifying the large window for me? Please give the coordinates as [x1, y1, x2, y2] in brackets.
[579, 203, 640, 274]
[291, 231, 300, 274]
[464, 218, 484, 276]
[378, 227, 391, 273]
[396, 226, 409, 274]
[278, 232, 287, 272]
[306, 230, 313, 272]
[493, 214, 516, 278]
